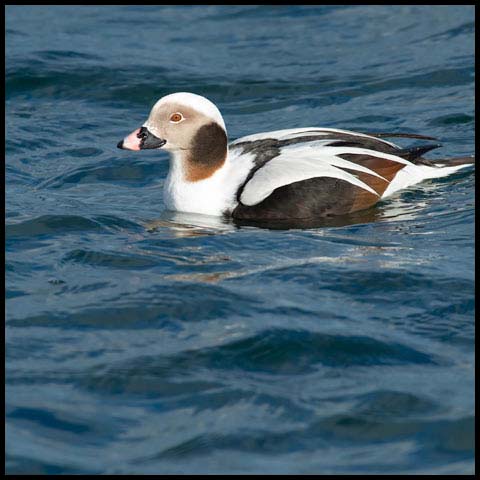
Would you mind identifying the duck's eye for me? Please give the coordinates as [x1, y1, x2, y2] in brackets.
[169, 113, 183, 123]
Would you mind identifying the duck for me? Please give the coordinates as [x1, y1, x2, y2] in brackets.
[117, 92, 474, 221]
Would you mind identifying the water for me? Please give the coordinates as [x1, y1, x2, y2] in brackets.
[5, 5, 475, 474]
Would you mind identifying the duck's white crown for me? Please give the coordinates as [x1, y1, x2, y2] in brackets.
[152, 92, 226, 131]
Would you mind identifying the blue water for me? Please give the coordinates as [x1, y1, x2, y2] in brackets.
[5, 5, 475, 475]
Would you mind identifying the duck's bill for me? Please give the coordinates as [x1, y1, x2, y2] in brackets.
[117, 127, 167, 150]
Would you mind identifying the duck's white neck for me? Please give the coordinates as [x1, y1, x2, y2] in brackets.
[162, 149, 254, 216]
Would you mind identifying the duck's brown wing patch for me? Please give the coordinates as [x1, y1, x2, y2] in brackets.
[334, 153, 408, 212]
[339, 153, 407, 190]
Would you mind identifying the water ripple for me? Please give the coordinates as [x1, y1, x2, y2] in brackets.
[6, 4, 474, 475]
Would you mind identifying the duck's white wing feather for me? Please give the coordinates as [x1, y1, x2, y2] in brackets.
[239, 145, 411, 207]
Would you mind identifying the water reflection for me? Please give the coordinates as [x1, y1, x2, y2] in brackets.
[144, 211, 235, 237]
[144, 194, 429, 234]
[139, 196, 430, 284]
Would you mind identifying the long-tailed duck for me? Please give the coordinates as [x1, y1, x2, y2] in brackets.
[118, 92, 474, 221]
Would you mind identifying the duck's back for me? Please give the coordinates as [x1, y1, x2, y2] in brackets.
[229, 127, 472, 220]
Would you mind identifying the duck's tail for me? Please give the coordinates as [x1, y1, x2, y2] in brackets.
[381, 154, 474, 199]
[396, 146, 474, 171]
[363, 132, 475, 169]
[411, 156, 475, 184]
[434, 155, 475, 167]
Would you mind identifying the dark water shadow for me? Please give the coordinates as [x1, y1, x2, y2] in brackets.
[231, 206, 386, 230]
[145, 198, 412, 234]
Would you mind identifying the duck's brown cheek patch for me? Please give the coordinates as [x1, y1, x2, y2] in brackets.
[185, 122, 228, 182]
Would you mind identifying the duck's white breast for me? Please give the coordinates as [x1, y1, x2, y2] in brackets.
[163, 150, 255, 216]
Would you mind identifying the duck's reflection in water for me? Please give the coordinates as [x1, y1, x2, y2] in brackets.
[144, 194, 427, 235]
[139, 196, 427, 283]
[144, 210, 235, 237]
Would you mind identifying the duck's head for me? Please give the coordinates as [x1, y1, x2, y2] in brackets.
[118, 92, 228, 181]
